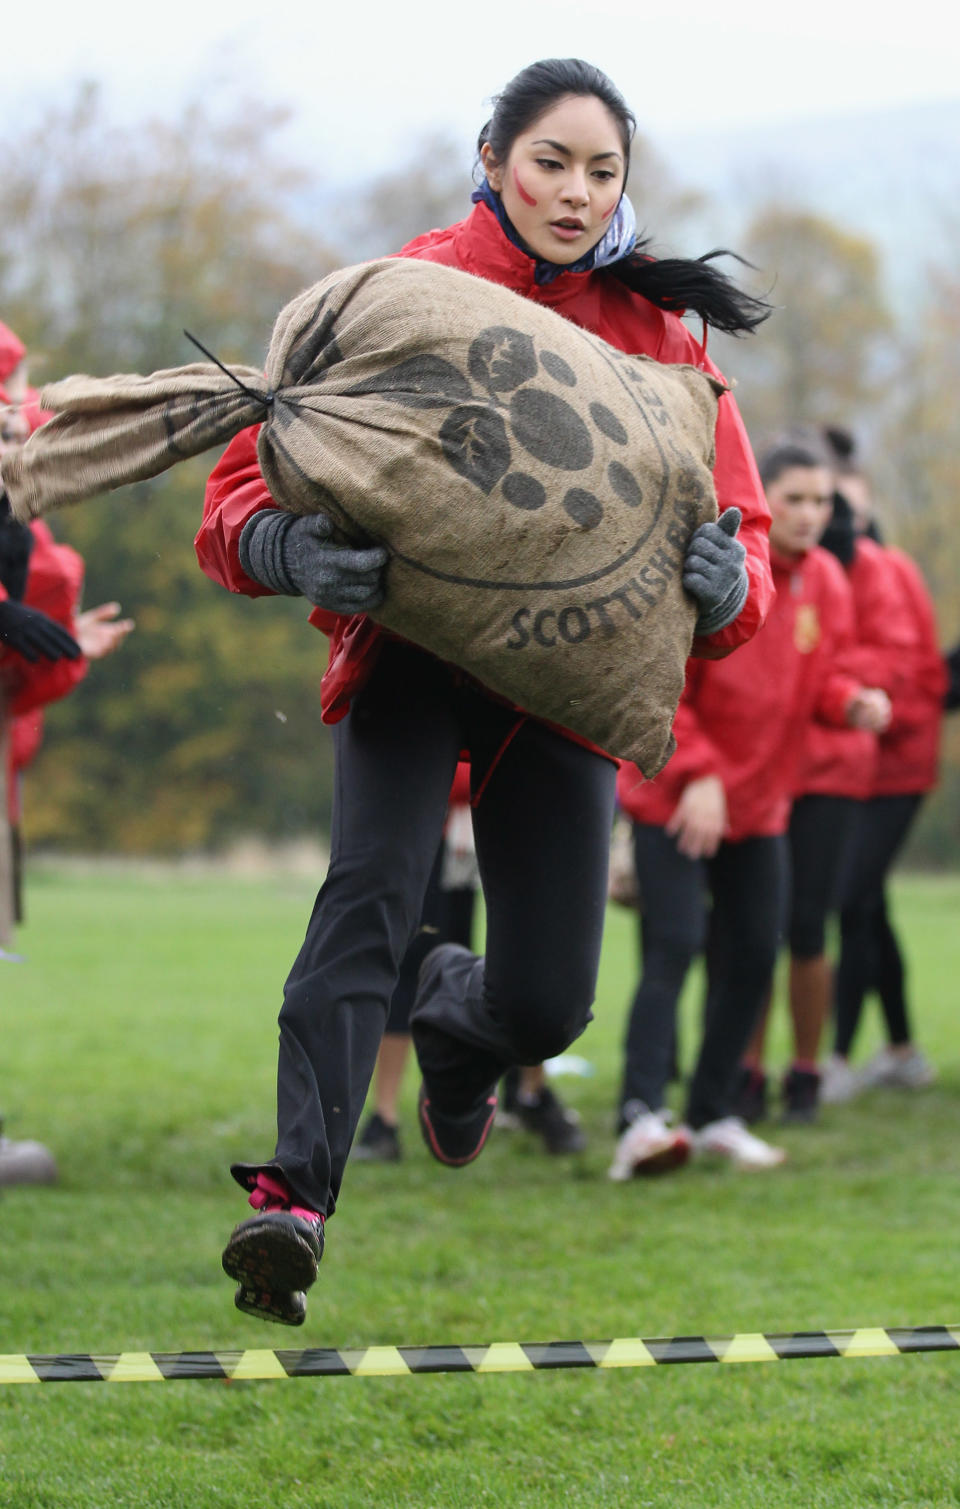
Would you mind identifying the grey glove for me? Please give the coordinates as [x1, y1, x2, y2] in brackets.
[682, 507, 749, 636]
[239, 509, 388, 615]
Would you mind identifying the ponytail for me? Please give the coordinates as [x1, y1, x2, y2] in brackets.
[610, 242, 772, 337]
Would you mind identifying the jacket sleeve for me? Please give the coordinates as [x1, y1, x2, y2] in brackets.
[687, 352, 773, 661]
[195, 425, 281, 598]
[844, 541, 916, 698]
[812, 564, 860, 727]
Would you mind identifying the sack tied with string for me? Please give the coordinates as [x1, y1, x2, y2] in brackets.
[2, 256, 726, 773]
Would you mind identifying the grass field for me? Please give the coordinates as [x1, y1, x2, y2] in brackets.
[2, 864, 959, 1508]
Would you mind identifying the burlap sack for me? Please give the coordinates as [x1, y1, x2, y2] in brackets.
[2, 257, 725, 772]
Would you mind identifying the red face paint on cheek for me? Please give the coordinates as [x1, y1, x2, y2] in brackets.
[512, 167, 538, 207]
[602, 200, 618, 220]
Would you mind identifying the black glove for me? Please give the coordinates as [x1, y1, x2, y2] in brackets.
[0, 490, 34, 602]
[0, 599, 82, 663]
[683, 507, 749, 636]
[239, 509, 388, 615]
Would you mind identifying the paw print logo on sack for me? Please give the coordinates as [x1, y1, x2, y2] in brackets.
[346, 326, 645, 532]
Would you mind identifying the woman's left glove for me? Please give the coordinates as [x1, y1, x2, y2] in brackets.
[682, 507, 749, 636]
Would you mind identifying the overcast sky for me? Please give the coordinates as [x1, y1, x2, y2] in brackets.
[7, 0, 960, 177]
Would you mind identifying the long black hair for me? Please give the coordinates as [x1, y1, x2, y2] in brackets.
[477, 58, 771, 337]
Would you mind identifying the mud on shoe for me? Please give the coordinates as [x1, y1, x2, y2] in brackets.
[608, 1103, 691, 1180]
[417, 1083, 498, 1167]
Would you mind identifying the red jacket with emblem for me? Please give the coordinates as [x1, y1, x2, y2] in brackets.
[618, 545, 861, 842]
[872, 547, 944, 796]
[196, 203, 773, 731]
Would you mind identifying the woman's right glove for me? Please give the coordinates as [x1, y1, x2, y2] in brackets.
[0, 599, 83, 663]
[683, 507, 749, 636]
[239, 509, 388, 615]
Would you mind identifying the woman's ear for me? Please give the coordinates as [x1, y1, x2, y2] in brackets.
[480, 143, 503, 194]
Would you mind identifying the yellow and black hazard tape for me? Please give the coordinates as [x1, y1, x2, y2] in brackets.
[2, 1326, 958, 1383]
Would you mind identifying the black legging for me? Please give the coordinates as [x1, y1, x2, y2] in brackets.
[620, 823, 788, 1128]
[384, 845, 476, 1035]
[787, 794, 860, 959]
[833, 794, 924, 1056]
[236, 640, 617, 1217]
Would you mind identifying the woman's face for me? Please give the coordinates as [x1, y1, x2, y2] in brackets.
[766, 465, 834, 558]
[482, 93, 626, 264]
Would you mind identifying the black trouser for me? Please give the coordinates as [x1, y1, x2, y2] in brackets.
[833, 794, 923, 1057]
[787, 794, 859, 959]
[620, 824, 787, 1128]
[383, 845, 476, 1036]
[241, 642, 616, 1217]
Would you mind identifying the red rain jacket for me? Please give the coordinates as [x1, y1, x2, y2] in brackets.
[872, 547, 945, 796]
[795, 535, 917, 800]
[617, 545, 860, 842]
[1, 521, 87, 718]
[196, 203, 773, 735]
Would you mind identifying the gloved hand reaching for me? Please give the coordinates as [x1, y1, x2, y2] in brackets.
[239, 509, 388, 615]
[0, 599, 83, 663]
[682, 507, 749, 637]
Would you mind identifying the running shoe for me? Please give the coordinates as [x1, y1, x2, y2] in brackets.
[608, 1105, 691, 1181]
[417, 1084, 498, 1167]
[780, 1066, 820, 1125]
[692, 1117, 786, 1169]
[819, 1053, 860, 1105]
[351, 1112, 402, 1162]
[515, 1085, 587, 1154]
[857, 1045, 937, 1091]
[222, 1172, 325, 1326]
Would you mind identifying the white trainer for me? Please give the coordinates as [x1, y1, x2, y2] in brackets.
[858, 1045, 937, 1092]
[608, 1108, 691, 1181]
[820, 1054, 861, 1105]
[692, 1117, 786, 1170]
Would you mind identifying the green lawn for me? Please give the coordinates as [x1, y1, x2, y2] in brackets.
[2, 866, 959, 1508]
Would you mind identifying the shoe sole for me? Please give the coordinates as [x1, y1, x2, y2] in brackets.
[222, 1216, 320, 1304]
[233, 1285, 307, 1326]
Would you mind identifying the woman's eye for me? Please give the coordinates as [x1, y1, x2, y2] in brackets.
[593, 170, 617, 182]
[535, 158, 563, 172]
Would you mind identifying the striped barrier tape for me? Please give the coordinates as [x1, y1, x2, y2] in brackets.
[2, 1326, 958, 1383]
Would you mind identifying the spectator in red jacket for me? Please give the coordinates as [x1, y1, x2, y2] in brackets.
[821, 465, 945, 1101]
[738, 456, 908, 1124]
[611, 440, 889, 1178]
[197, 59, 775, 1325]
[1, 334, 133, 1186]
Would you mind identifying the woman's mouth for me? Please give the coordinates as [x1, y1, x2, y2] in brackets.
[550, 218, 585, 241]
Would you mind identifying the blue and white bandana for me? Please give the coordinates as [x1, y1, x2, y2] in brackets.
[471, 178, 638, 286]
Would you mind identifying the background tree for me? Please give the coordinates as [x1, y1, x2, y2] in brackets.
[709, 206, 894, 443]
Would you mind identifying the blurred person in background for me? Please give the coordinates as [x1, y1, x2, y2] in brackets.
[820, 448, 945, 1102]
[738, 430, 903, 1124]
[611, 440, 888, 1178]
[1, 323, 133, 1185]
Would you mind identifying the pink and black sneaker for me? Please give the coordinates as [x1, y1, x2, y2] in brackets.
[221, 1171, 325, 1326]
[417, 1083, 498, 1167]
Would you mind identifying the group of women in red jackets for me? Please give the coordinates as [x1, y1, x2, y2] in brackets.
[611, 431, 946, 1178]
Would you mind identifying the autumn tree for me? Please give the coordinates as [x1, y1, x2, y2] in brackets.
[2, 84, 342, 853]
[708, 207, 894, 442]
